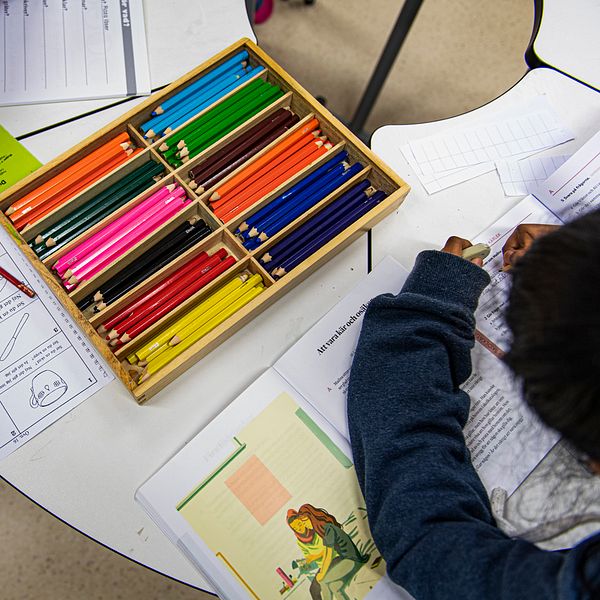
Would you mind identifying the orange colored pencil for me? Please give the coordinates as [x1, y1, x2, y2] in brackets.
[209, 118, 320, 201]
[10, 141, 134, 226]
[209, 133, 321, 211]
[11, 148, 140, 231]
[7, 133, 131, 217]
[216, 143, 331, 222]
[213, 140, 326, 216]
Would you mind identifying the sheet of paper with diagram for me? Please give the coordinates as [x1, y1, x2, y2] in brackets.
[0, 226, 113, 460]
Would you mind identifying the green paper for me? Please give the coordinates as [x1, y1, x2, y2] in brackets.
[0, 125, 42, 192]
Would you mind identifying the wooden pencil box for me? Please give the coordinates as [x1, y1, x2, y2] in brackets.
[0, 38, 410, 403]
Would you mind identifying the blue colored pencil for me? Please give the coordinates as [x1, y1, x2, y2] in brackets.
[236, 151, 349, 236]
[260, 182, 371, 265]
[142, 65, 249, 136]
[272, 191, 387, 277]
[252, 162, 365, 244]
[151, 51, 249, 116]
[159, 66, 266, 138]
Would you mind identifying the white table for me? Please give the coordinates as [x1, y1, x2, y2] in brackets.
[0, 3, 373, 592]
[0, 0, 257, 139]
[527, 0, 600, 92]
[371, 66, 600, 548]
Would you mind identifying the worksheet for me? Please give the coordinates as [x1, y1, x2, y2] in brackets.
[0, 227, 113, 460]
[0, 0, 150, 106]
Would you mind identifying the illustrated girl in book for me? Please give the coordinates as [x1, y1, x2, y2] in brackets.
[286, 503, 369, 600]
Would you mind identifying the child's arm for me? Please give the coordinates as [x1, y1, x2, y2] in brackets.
[347, 249, 597, 599]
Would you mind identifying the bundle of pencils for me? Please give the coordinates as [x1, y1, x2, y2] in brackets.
[157, 78, 284, 168]
[51, 184, 192, 291]
[97, 248, 238, 349]
[208, 118, 332, 223]
[140, 50, 265, 140]
[77, 218, 213, 313]
[188, 107, 299, 193]
[235, 151, 362, 250]
[7, 132, 138, 232]
[124, 271, 265, 383]
[31, 160, 166, 261]
[260, 181, 387, 279]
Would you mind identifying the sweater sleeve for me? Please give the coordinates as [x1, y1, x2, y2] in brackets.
[347, 250, 599, 600]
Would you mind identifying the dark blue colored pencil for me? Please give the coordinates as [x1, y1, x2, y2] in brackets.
[251, 162, 365, 245]
[272, 191, 387, 277]
[260, 181, 371, 265]
[236, 150, 349, 236]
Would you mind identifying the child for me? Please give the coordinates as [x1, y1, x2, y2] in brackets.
[347, 211, 600, 598]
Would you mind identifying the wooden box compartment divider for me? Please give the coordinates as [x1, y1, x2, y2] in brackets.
[0, 38, 410, 403]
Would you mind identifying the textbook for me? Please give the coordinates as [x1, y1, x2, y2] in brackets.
[136, 254, 558, 599]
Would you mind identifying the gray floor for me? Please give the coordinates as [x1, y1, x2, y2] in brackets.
[0, 1, 533, 598]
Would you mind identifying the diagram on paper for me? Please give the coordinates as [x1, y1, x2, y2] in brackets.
[0, 230, 113, 461]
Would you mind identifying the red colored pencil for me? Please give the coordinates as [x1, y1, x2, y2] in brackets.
[0, 266, 36, 298]
[118, 255, 236, 344]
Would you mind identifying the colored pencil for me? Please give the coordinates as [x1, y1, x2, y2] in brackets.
[209, 118, 320, 201]
[251, 162, 364, 243]
[236, 151, 349, 235]
[11, 147, 139, 231]
[210, 131, 321, 210]
[138, 283, 264, 383]
[91, 223, 212, 312]
[215, 142, 331, 222]
[146, 66, 266, 139]
[88, 218, 209, 301]
[142, 65, 248, 134]
[118, 255, 237, 344]
[260, 182, 373, 265]
[98, 249, 225, 334]
[108, 252, 227, 340]
[34, 162, 166, 259]
[34, 160, 164, 246]
[0, 266, 36, 298]
[157, 78, 269, 153]
[176, 86, 284, 162]
[188, 107, 296, 183]
[6, 132, 130, 217]
[152, 51, 249, 115]
[65, 195, 191, 287]
[272, 191, 387, 278]
[53, 184, 180, 274]
[132, 272, 253, 363]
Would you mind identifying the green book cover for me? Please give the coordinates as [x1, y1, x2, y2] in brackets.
[0, 125, 42, 192]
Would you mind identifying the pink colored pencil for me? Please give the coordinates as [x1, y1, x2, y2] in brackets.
[65, 197, 191, 285]
[53, 184, 181, 274]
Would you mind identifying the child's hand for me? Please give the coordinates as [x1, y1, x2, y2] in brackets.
[502, 224, 560, 270]
[441, 236, 483, 267]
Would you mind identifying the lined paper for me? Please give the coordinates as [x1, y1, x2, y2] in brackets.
[0, 0, 150, 106]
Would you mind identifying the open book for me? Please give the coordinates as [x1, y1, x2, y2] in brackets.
[136, 237, 564, 599]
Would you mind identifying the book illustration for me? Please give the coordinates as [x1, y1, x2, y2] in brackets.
[0, 312, 29, 361]
[29, 370, 68, 408]
[176, 392, 386, 599]
[285, 503, 381, 599]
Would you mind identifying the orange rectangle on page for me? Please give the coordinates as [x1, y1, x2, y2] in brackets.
[225, 455, 291, 526]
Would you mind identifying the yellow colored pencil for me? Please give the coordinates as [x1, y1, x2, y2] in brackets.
[134, 272, 252, 362]
[139, 284, 265, 383]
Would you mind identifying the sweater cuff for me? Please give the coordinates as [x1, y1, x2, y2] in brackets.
[401, 250, 491, 313]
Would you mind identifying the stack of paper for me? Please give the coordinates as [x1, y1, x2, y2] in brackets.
[402, 98, 574, 194]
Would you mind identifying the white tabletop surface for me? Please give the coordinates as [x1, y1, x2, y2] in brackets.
[0, 0, 256, 139]
[530, 0, 600, 92]
[0, 3, 372, 591]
